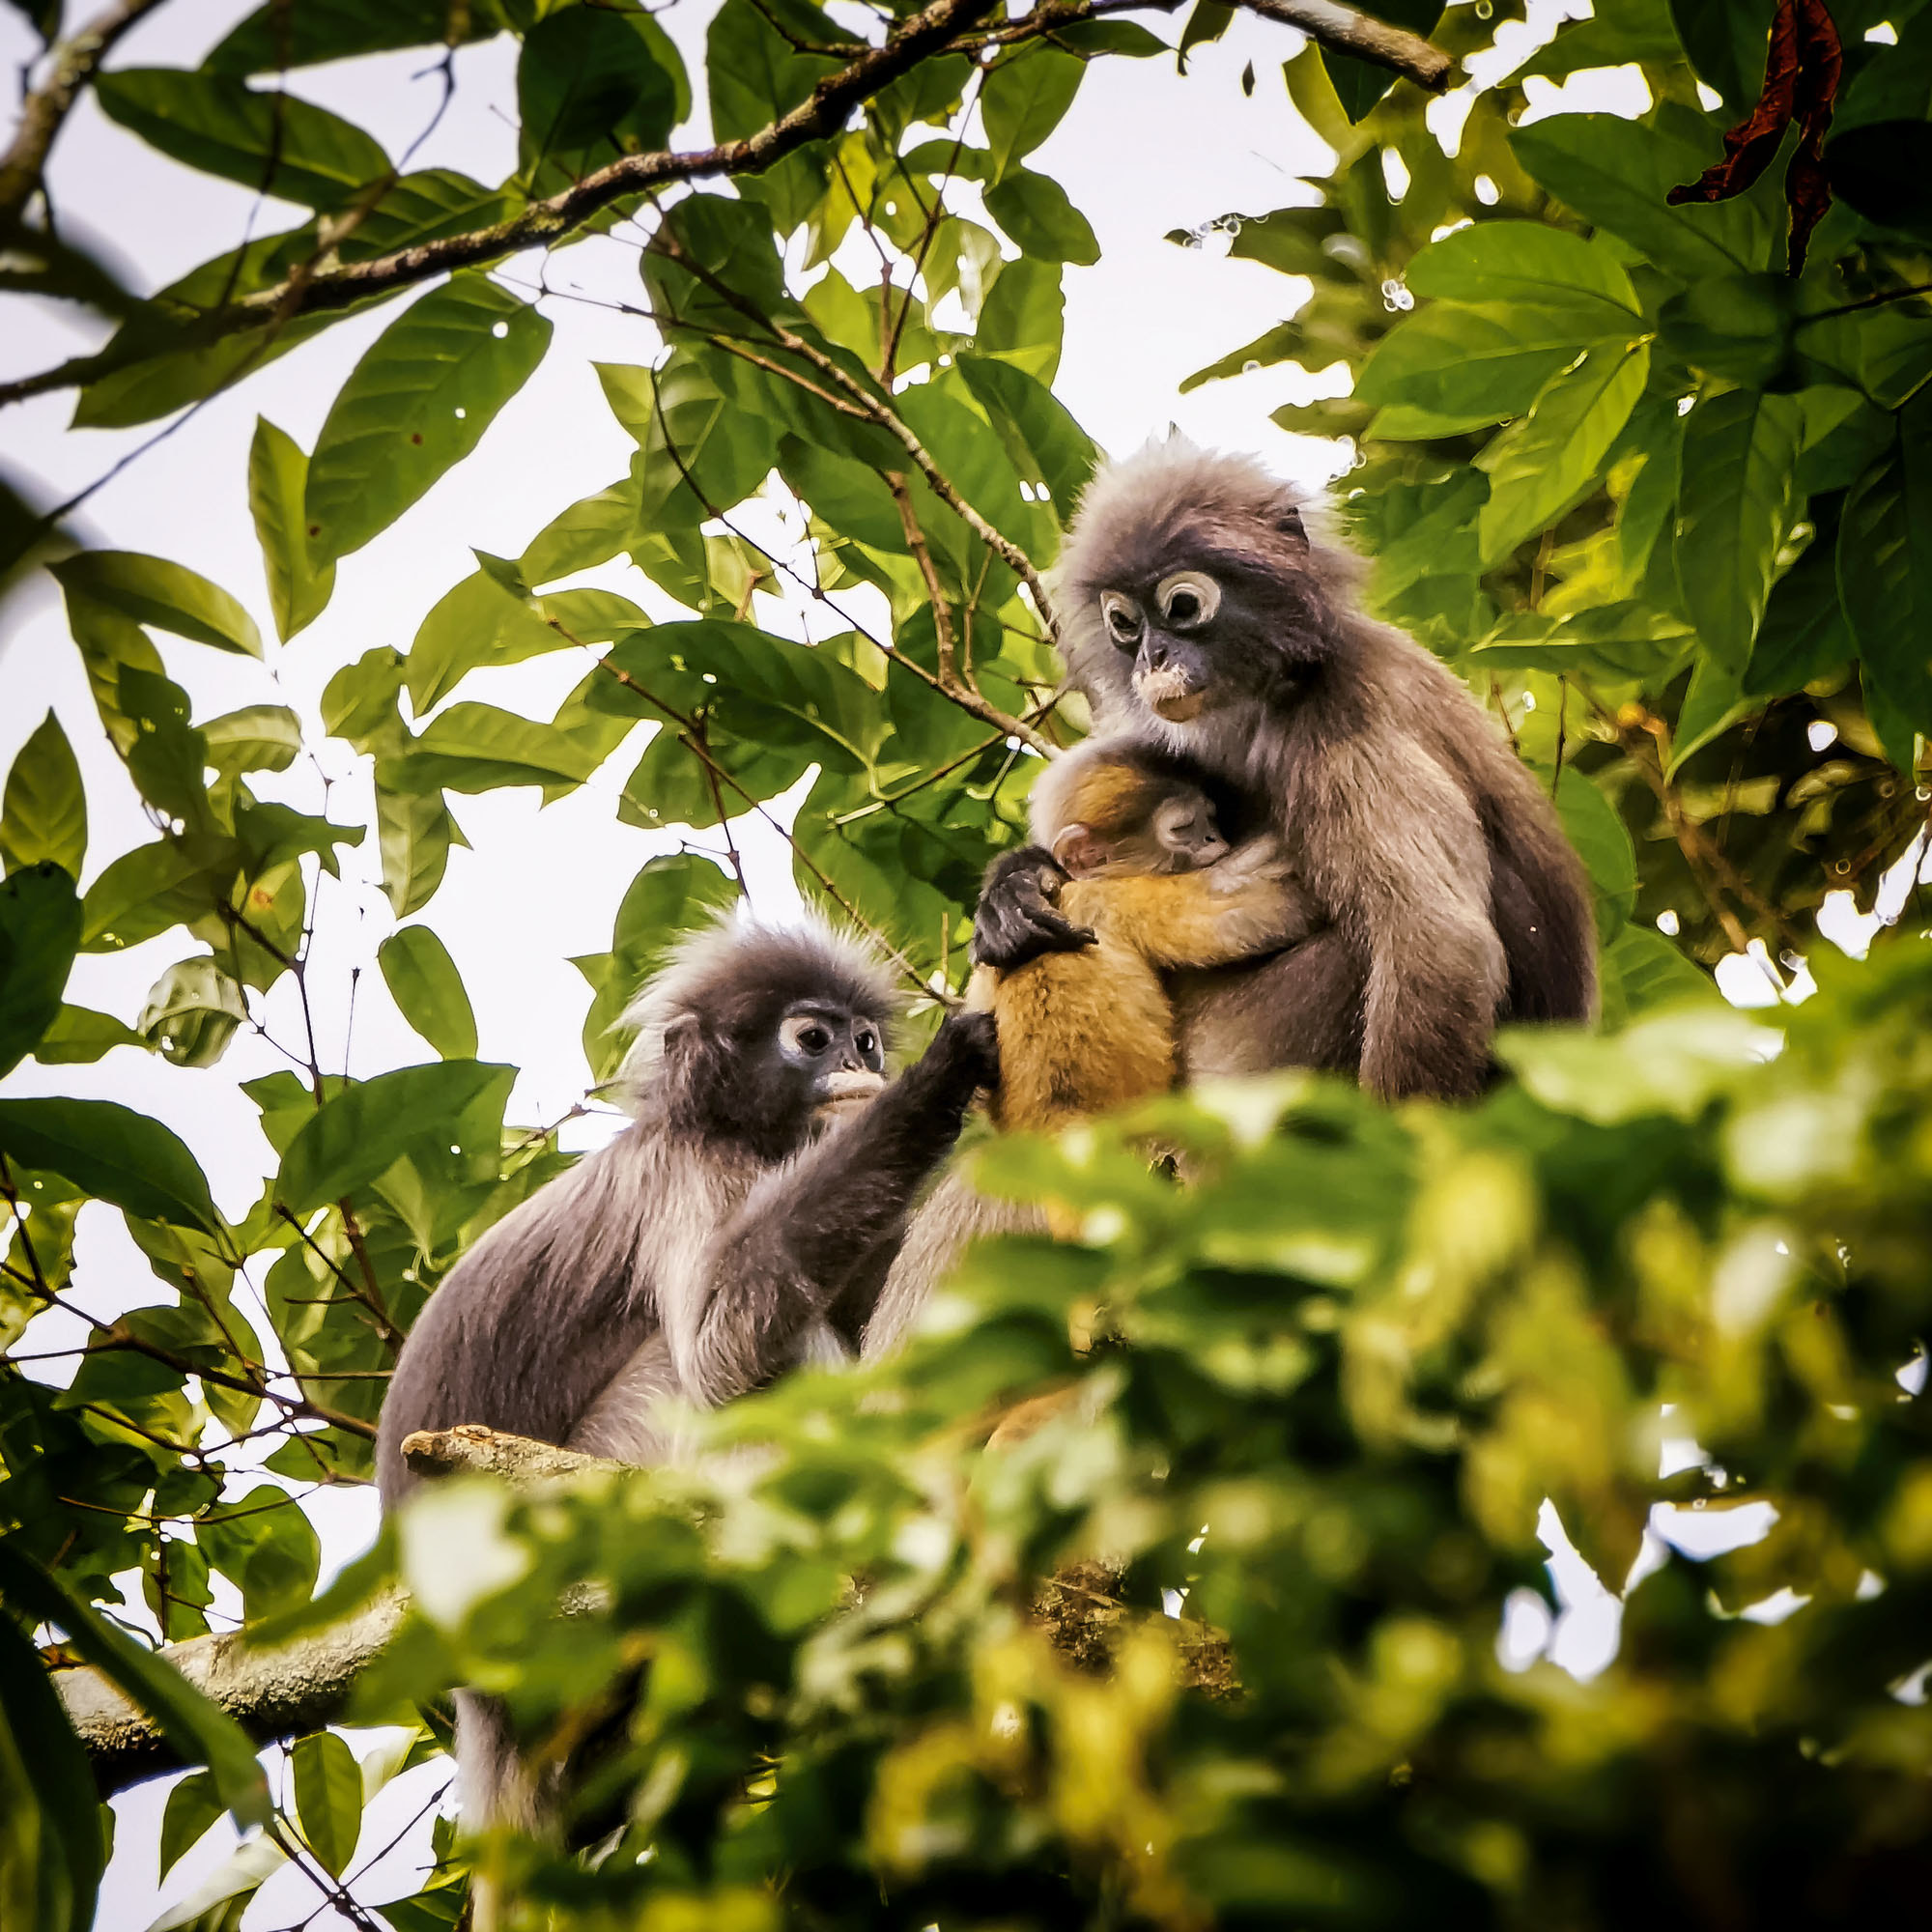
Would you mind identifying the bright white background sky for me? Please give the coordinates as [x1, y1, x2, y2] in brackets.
[0, 2, 1814, 1923]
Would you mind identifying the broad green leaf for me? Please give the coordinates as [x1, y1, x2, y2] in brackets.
[1520, 2, 1685, 80]
[518, 6, 680, 184]
[247, 418, 334, 641]
[206, 0, 497, 74]
[1405, 221, 1639, 319]
[1496, 1004, 1778, 1124]
[145, 1833, 287, 1932]
[79, 837, 228, 952]
[1357, 308, 1584, 438]
[1512, 113, 1761, 282]
[34, 1005, 148, 1065]
[601, 356, 780, 526]
[388, 703, 606, 794]
[1322, 0, 1443, 118]
[0, 1542, 270, 1828]
[275, 1060, 514, 1212]
[378, 926, 477, 1060]
[1667, 0, 1776, 110]
[341, 169, 522, 263]
[1745, 520, 1852, 697]
[1477, 339, 1649, 566]
[571, 852, 738, 1079]
[1840, 396, 1932, 743]
[0, 864, 80, 1081]
[1674, 389, 1802, 673]
[521, 475, 641, 585]
[116, 669, 213, 834]
[406, 570, 566, 712]
[0, 1096, 219, 1230]
[1550, 768, 1636, 940]
[1599, 923, 1718, 1031]
[137, 956, 249, 1069]
[201, 704, 301, 778]
[375, 784, 467, 917]
[954, 354, 1098, 525]
[291, 1732, 362, 1878]
[982, 46, 1083, 180]
[323, 646, 408, 759]
[984, 170, 1100, 266]
[93, 70, 392, 212]
[1, 713, 85, 878]
[47, 552, 261, 657]
[158, 1771, 222, 1881]
[0, 1598, 104, 1932]
[197, 1488, 319, 1623]
[1658, 273, 1798, 389]
[305, 275, 553, 565]
[975, 259, 1065, 384]
[1665, 656, 1756, 777]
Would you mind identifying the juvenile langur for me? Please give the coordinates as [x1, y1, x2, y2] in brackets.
[968, 737, 1319, 1130]
[975, 440, 1596, 1100]
[864, 744, 1314, 1358]
[375, 917, 997, 1830]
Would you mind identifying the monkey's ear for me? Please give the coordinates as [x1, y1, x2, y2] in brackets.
[1051, 822, 1107, 877]
[659, 1010, 702, 1061]
[1276, 500, 1306, 543]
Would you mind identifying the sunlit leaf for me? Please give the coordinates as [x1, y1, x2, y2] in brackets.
[292, 1731, 363, 1878]
[247, 419, 334, 641]
[48, 552, 261, 657]
[0, 864, 80, 1082]
[378, 927, 477, 1061]
[0, 1095, 219, 1230]
[1, 713, 86, 879]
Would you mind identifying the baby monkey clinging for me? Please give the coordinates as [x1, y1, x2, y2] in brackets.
[969, 737, 1320, 1130]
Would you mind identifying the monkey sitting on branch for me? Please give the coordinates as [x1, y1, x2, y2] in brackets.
[375, 916, 998, 1833]
[966, 736, 1319, 1132]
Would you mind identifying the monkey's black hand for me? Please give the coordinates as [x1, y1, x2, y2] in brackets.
[926, 1007, 1000, 1092]
[972, 848, 1096, 971]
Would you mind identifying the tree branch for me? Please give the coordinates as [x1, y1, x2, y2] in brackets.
[0, 0, 170, 227]
[55, 1428, 625, 1793]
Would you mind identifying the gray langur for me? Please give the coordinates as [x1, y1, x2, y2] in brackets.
[974, 440, 1597, 1101]
[375, 916, 997, 1829]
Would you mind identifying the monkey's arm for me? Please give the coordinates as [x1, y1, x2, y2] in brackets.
[1089, 869, 1320, 972]
[973, 849, 1095, 970]
[666, 1011, 999, 1408]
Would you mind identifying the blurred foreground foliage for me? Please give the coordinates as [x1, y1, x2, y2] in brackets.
[1, 0, 1931, 1925]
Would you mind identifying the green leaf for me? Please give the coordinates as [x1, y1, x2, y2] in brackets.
[1405, 220, 1640, 319]
[1840, 396, 1932, 742]
[375, 784, 466, 917]
[571, 853, 738, 1080]
[275, 1060, 514, 1212]
[1520, 2, 1685, 81]
[1550, 768, 1636, 940]
[982, 45, 1084, 180]
[406, 569, 566, 712]
[1599, 923, 1718, 1030]
[954, 354, 1098, 525]
[1, 713, 85, 878]
[47, 552, 261, 657]
[1322, 0, 1443, 119]
[0, 1541, 270, 1829]
[205, 0, 498, 74]
[378, 927, 477, 1061]
[1357, 307, 1586, 439]
[93, 70, 391, 212]
[0, 1096, 219, 1230]
[1666, 656, 1755, 777]
[1512, 113, 1762, 282]
[1476, 339, 1649, 566]
[305, 274, 553, 565]
[137, 956, 249, 1069]
[291, 1732, 362, 1879]
[146, 1834, 287, 1932]
[518, 6, 679, 183]
[1674, 388, 1802, 674]
[0, 864, 80, 1081]
[79, 837, 225, 952]
[201, 704, 302, 778]
[158, 1771, 222, 1881]
[0, 1600, 105, 1932]
[33, 1005, 147, 1065]
[1658, 273, 1798, 389]
[521, 475, 642, 585]
[983, 170, 1100, 266]
[388, 703, 606, 794]
[1667, 0, 1776, 110]
[975, 259, 1065, 384]
[247, 418, 334, 641]
[1745, 518, 1852, 697]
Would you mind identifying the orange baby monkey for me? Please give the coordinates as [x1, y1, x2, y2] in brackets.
[968, 738, 1320, 1130]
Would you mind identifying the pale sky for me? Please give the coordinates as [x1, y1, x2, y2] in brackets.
[0, 3, 1661, 1923]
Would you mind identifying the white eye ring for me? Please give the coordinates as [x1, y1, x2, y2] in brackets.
[1098, 589, 1141, 646]
[1155, 571, 1220, 628]
[781, 1015, 833, 1056]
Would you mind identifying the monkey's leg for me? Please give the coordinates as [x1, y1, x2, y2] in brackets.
[672, 1010, 998, 1406]
[567, 1332, 683, 1463]
[1170, 928, 1369, 1082]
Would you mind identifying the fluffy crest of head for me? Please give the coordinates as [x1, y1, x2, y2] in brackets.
[612, 910, 900, 1117]
[1048, 437, 1363, 726]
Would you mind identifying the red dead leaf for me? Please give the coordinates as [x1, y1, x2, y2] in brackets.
[1667, 0, 1843, 274]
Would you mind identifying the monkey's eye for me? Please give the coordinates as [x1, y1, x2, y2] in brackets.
[1155, 571, 1221, 629]
[1098, 590, 1142, 649]
[855, 1027, 879, 1060]
[781, 1016, 833, 1057]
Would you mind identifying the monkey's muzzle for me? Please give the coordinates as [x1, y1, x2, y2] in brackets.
[1137, 668, 1208, 723]
[815, 1068, 886, 1122]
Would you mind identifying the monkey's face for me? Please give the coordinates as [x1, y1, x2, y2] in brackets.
[1097, 569, 1224, 724]
[1150, 787, 1229, 869]
[773, 1002, 887, 1129]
